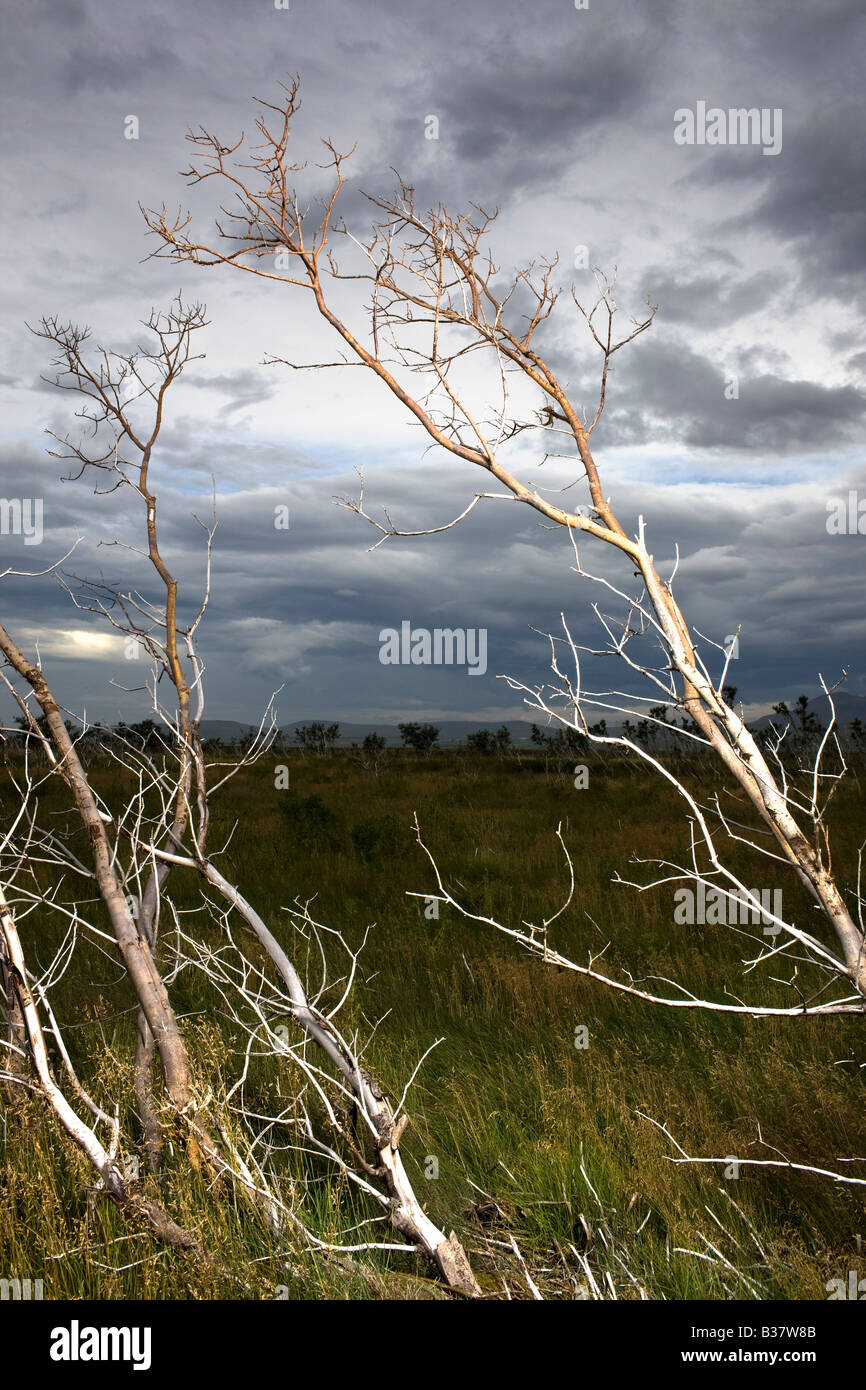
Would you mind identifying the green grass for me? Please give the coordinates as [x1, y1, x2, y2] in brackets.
[1, 747, 864, 1299]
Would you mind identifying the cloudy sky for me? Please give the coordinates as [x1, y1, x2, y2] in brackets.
[1, 0, 865, 729]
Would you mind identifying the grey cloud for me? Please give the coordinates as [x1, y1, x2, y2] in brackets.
[586, 335, 866, 453]
[1, 0, 864, 723]
[384, 4, 673, 204]
[640, 268, 788, 330]
[185, 368, 281, 417]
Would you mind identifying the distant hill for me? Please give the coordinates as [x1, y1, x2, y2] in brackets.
[199, 719, 542, 747]
[749, 691, 866, 733]
[198, 695, 866, 748]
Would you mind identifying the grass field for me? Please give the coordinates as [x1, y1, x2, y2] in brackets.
[1, 745, 864, 1300]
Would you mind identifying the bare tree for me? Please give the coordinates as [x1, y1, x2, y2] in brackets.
[139, 79, 865, 1188]
[0, 299, 479, 1294]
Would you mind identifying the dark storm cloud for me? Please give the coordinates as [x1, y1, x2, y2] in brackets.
[384, 2, 674, 204]
[678, 110, 866, 309]
[639, 268, 788, 330]
[61, 40, 185, 97]
[3, 435, 865, 723]
[585, 335, 866, 453]
[2, 0, 864, 724]
[749, 114, 866, 301]
[668, 0, 866, 312]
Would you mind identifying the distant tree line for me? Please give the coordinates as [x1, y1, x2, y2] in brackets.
[6, 698, 864, 768]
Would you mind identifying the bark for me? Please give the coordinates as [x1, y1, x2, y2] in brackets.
[0, 622, 213, 1159]
[171, 852, 482, 1296]
[639, 566, 866, 996]
[0, 930, 28, 1102]
[0, 880, 203, 1256]
[134, 1012, 164, 1171]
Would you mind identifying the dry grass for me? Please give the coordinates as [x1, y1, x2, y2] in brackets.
[1, 747, 864, 1299]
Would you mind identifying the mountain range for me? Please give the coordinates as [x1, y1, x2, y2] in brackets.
[197, 693, 866, 746]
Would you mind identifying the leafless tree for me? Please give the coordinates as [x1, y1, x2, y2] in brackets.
[0, 299, 479, 1294]
[140, 78, 865, 1189]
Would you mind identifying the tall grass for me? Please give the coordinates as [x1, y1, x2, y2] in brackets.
[1, 747, 863, 1299]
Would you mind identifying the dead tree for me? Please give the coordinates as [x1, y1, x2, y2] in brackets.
[0, 299, 479, 1295]
[141, 77, 865, 1005]
[139, 80, 865, 1192]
